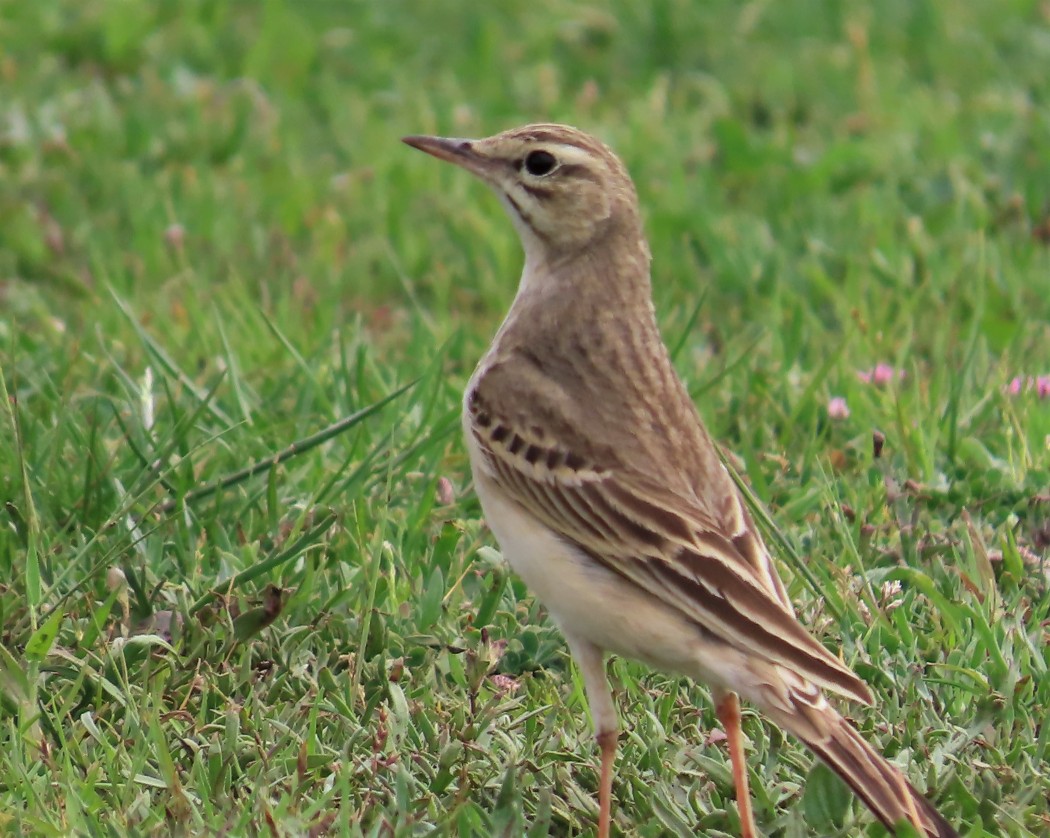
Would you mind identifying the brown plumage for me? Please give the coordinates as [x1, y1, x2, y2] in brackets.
[404, 123, 957, 838]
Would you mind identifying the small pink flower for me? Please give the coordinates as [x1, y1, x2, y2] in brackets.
[1005, 375, 1050, 398]
[489, 674, 520, 694]
[857, 363, 904, 385]
[704, 729, 728, 746]
[164, 223, 185, 252]
[435, 476, 455, 505]
[827, 396, 850, 419]
[872, 363, 895, 385]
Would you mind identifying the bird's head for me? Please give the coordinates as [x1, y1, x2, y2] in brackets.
[404, 123, 644, 261]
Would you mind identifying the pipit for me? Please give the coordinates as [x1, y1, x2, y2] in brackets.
[404, 124, 957, 838]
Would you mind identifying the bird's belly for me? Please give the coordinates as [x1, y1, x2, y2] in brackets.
[469, 465, 710, 679]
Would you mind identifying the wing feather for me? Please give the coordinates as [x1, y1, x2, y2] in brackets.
[469, 379, 872, 705]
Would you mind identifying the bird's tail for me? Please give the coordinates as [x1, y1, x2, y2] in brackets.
[766, 694, 957, 838]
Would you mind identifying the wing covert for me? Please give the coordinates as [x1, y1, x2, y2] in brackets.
[466, 372, 871, 704]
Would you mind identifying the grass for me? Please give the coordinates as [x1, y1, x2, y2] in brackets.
[1, 0, 1049, 834]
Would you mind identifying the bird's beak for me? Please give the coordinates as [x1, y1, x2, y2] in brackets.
[402, 135, 495, 179]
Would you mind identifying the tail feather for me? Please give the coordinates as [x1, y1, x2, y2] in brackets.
[765, 691, 958, 838]
[805, 713, 957, 838]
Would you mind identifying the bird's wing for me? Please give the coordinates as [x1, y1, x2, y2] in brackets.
[467, 364, 872, 705]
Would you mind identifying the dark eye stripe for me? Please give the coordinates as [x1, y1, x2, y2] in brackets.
[553, 163, 598, 182]
[519, 182, 555, 199]
[536, 162, 601, 187]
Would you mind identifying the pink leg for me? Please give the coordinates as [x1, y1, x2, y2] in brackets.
[566, 637, 619, 838]
[716, 691, 756, 838]
[597, 727, 616, 838]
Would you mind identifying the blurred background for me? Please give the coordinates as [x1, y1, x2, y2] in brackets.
[1, 1, 1048, 834]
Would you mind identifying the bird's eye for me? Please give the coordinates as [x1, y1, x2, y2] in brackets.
[523, 150, 557, 176]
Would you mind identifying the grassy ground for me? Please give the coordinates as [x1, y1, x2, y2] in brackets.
[2, 0, 1049, 835]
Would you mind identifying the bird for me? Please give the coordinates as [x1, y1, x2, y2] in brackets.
[403, 123, 957, 838]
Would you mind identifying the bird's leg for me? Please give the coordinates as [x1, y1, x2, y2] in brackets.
[715, 690, 757, 838]
[597, 727, 616, 838]
[566, 637, 618, 838]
